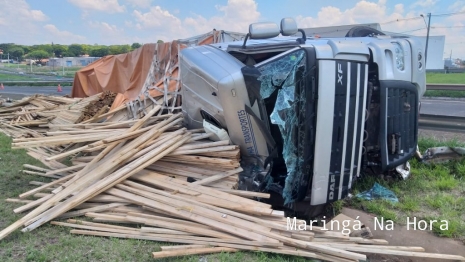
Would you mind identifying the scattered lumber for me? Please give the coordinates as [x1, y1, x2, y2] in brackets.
[1, 94, 464, 261]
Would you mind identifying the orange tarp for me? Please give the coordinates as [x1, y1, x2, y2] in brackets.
[71, 31, 221, 109]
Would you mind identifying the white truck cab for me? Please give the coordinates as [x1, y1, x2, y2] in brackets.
[180, 18, 426, 217]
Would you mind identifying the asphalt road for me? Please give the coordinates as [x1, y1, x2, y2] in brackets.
[1, 87, 465, 118]
[0, 86, 72, 100]
[420, 98, 465, 117]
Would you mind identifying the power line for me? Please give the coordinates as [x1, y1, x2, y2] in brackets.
[396, 25, 465, 34]
[431, 11, 465, 17]
[379, 16, 422, 25]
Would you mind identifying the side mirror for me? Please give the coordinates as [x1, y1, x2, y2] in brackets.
[242, 22, 280, 48]
[281, 17, 306, 44]
[249, 22, 280, 39]
[280, 18, 298, 36]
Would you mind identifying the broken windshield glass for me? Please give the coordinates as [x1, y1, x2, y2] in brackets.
[257, 49, 307, 204]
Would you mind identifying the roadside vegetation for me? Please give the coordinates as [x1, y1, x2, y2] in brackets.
[0, 73, 39, 82]
[424, 72, 465, 98]
[1, 64, 80, 78]
[346, 137, 465, 243]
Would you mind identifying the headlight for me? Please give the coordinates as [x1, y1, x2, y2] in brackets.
[418, 51, 423, 70]
[392, 42, 404, 71]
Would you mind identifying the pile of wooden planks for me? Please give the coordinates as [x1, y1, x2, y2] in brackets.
[0, 92, 118, 138]
[76, 91, 117, 123]
[1, 97, 465, 261]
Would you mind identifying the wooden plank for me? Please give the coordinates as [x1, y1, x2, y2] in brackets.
[23, 131, 190, 232]
[131, 171, 271, 210]
[152, 247, 237, 259]
[191, 168, 242, 186]
[107, 187, 275, 243]
[57, 203, 127, 219]
[159, 245, 209, 251]
[70, 230, 352, 262]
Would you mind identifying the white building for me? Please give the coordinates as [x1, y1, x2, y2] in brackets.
[47, 57, 100, 67]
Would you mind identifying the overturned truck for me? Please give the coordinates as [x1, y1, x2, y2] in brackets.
[180, 18, 426, 217]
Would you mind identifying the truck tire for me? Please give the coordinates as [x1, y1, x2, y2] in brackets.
[345, 26, 385, 37]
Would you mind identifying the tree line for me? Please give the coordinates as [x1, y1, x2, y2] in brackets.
[0, 43, 144, 63]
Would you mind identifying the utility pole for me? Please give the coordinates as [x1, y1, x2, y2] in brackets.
[424, 13, 431, 67]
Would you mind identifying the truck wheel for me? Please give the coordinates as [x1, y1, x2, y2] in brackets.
[345, 26, 385, 37]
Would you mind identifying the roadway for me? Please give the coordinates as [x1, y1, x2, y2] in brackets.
[420, 98, 465, 117]
[0, 86, 72, 100]
[1, 87, 464, 118]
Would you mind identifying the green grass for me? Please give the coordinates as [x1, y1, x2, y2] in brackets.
[424, 72, 465, 98]
[423, 90, 465, 98]
[347, 137, 465, 242]
[0, 73, 40, 81]
[0, 64, 80, 78]
[426, 72, 465, 84]
[0, 133, 312, 262]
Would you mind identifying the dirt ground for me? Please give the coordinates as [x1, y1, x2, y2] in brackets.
[342, 207, 465, 262]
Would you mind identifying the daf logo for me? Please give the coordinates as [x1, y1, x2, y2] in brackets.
[329, 174, 335, 200]
[337, 63, 343, 85]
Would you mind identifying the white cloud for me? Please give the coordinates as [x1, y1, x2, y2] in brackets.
[89, 21, 124, 34]
[0, 0, 49, 43]
[185, 0, 260, 34]
[448, 1, 465, 13]
[43, 24, 86, 43]
[88, 21, 135, 44]
[411, 0, 438, 8]
[294, 0, 465, 58]
[132, 0, 260, 41]
[125, 0, 152, 8]
[133, 6, 181, 28]
[68, 0, 125, 13]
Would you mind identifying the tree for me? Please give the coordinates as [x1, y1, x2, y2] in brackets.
[8, 46, 24, 61]
[53, 45, 67, 58]
[90, 47, 109, 57]
[27, 50, 50, 64]
[109, 45, 122, 55]
[131, 43, 142, 50]
[68, 44, 84, 57]
[157, 40, 164, 44]
[120, 44, 130, 53]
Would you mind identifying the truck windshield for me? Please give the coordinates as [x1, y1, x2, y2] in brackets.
[255, 49, 308, 203]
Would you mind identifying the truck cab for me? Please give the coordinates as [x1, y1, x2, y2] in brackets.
[180, 18, 426, 217]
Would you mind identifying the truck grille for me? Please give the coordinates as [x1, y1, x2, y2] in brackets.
[311, 60, 368, 205]
[380, 81, 418, 170]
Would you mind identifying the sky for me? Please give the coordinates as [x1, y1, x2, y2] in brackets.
[0, 0, 464, 58]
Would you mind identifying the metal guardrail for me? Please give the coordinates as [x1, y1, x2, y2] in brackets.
[419, 114, 465, 133]
[426, 84, 465, 91]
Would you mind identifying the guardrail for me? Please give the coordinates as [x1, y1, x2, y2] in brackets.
[426, 84, 465, 91]
[419, 114, 465, 133]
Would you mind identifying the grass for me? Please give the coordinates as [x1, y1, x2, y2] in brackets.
[423, 90, 465, 98]
[426, 72, 465, 84]
[0, 64, 80, 78]
[0, 133, 312, 261]
[347, 137, 465, 242]
[0, 73, 40, 82]
[425, 72, 465, 98]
